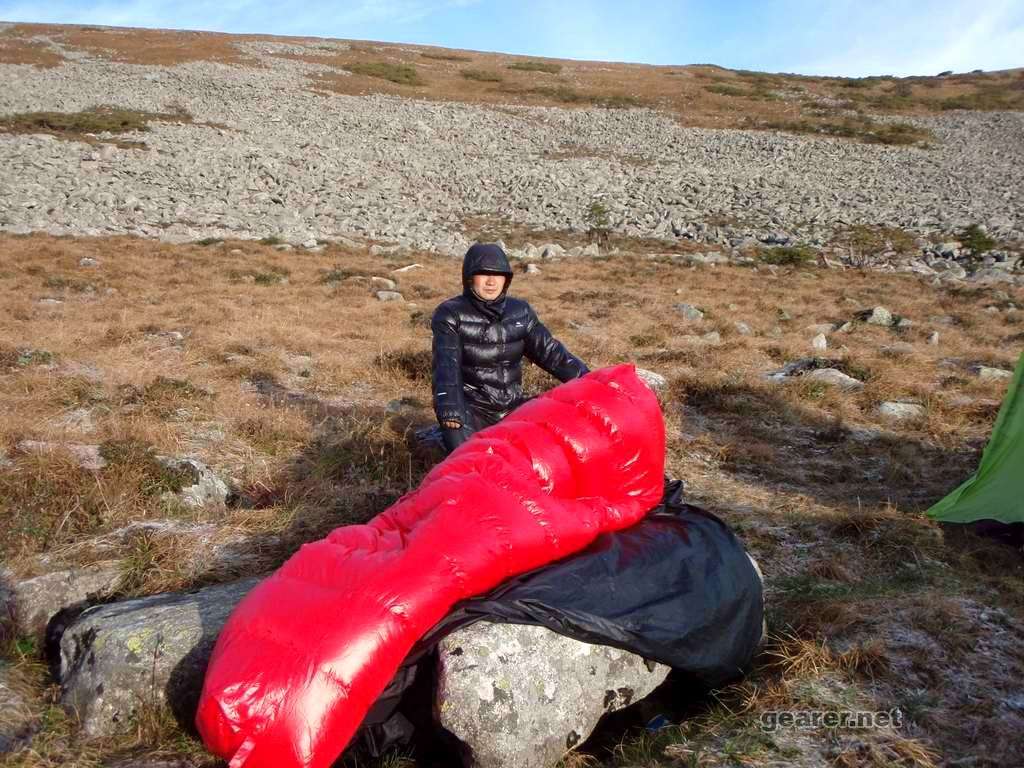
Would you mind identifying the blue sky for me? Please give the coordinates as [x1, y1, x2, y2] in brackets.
[1, 0, 1022, 77]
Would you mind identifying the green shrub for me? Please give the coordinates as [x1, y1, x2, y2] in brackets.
[0, 106, 191, 137]
[344, 61, 424, 86]
[704, 83, 747, 97]
[760, 246, 816, 265]
[956, 224, 996, 254]
[420, 51, 471, 61]
[507, 60, 562, 74]
[461, 68, 504, 82]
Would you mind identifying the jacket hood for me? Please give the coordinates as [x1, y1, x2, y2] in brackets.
[462, 243, 513, 317]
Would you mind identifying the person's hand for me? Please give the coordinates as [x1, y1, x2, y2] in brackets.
[442, 419, 462, 429]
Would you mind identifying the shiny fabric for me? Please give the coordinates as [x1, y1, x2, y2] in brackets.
[195, 364, 665, 768]
[432, 243, 589, 449]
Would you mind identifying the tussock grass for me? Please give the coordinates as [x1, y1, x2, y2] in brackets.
[419, 51, 471, 62]
[460, 68, 503, 83]
[0, 105, 192, 144]
[343, 61, 424, 86]
[506, 60, 562, 74]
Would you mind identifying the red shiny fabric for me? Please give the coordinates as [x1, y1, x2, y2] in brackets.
[196, 363, 665, 768]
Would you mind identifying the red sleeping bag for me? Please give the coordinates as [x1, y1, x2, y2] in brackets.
[196, 363, 665, 768]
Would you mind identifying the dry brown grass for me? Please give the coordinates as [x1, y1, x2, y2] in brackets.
[1, 232, 1021, 766]
[0, 36, 65, 68]
[4, 22, 259, 67]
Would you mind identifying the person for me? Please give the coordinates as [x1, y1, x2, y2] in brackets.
[431, 242, 589, 454]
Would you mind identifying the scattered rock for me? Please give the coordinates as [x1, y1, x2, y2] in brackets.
[928, 331, 940, 346]
[370, 276, 397, 291]
[15, 440, 106, 470]
[701, 331, 722, 345]
[881, 342, 916, 357]
[673, 303, 704, 321]
[733, 321, 752, 336]
[877, 402, 926, 422]
[376, 291, 405, 302]
[1, 561, 122, 642]
[857, 306, 895, 327]
[78, 257, 99, 268]
[437, 621, 669, 768]
[635, 368, 667, 393]
[805, 368, 864, 390]
[51, 407, 97, 434]
[973, 366, 1013, 381]
[811, 333, 828, 352]
[391, 263, 422, 273]
[58, 578, 259, 737]
[525, 263, 541, 275]
[156, 456, 229, 508]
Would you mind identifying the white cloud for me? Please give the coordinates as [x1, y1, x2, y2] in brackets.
[790, 0, 1024, 76]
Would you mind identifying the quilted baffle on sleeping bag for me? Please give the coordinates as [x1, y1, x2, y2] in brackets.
[195, 363, 665, 768]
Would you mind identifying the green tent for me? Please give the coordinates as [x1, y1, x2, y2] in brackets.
[927, 351, 1024, 524]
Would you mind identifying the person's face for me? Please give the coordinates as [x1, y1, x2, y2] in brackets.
[471, 273, 506, 301]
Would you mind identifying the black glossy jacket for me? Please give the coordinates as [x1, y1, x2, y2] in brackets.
[431, 244, 589, 430]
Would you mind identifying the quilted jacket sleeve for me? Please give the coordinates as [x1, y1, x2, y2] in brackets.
[523, 304, 590, 383]
[431, 304, 468, 425]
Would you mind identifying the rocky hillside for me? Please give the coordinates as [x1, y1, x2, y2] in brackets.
[0, 22, 1022, 280]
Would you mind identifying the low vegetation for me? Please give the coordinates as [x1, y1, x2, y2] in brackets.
[0, 105, 192, 147]
[343, 61, 424, 86]
[1, 230, 1021, 767]
[506, 59, 562, 74]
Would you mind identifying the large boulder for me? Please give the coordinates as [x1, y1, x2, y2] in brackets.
[1, 561, 122, 643]
[58, 578, 259, 736]
[436, 622, 669, 768]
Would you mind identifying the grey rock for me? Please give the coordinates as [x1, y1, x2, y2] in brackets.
[581, 243, 600, 258]
[673, 303, 704, 321]
[391, 263, 422, 273]
[733, 321, 753, 336]
[525, 263, 541, 275]
[974, 366, 1013, 381]
[881, 342, 916, 357]
[877, 401, 926, 422]
[928, 331, 940, 345]
[376, 290, 405, 302]
[805, 368, 864, 390]
[811, 333, 828, 352]
[15, 440, 106, 471]
[437, 622, 669, 768]
[635, 368, 667, 393]
[370, 276, 397, 291]
[79, 257, 99, 268]
[58, 578, 260, 737]
[1, 561, 122, 642]
[702, 331, 722, 345]
[859, 306, 894, 327]
[540, 243, 565, 259]
[156, 456, 229, 508]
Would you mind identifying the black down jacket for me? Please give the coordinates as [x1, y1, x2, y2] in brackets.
[431, 243, 589, 429]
